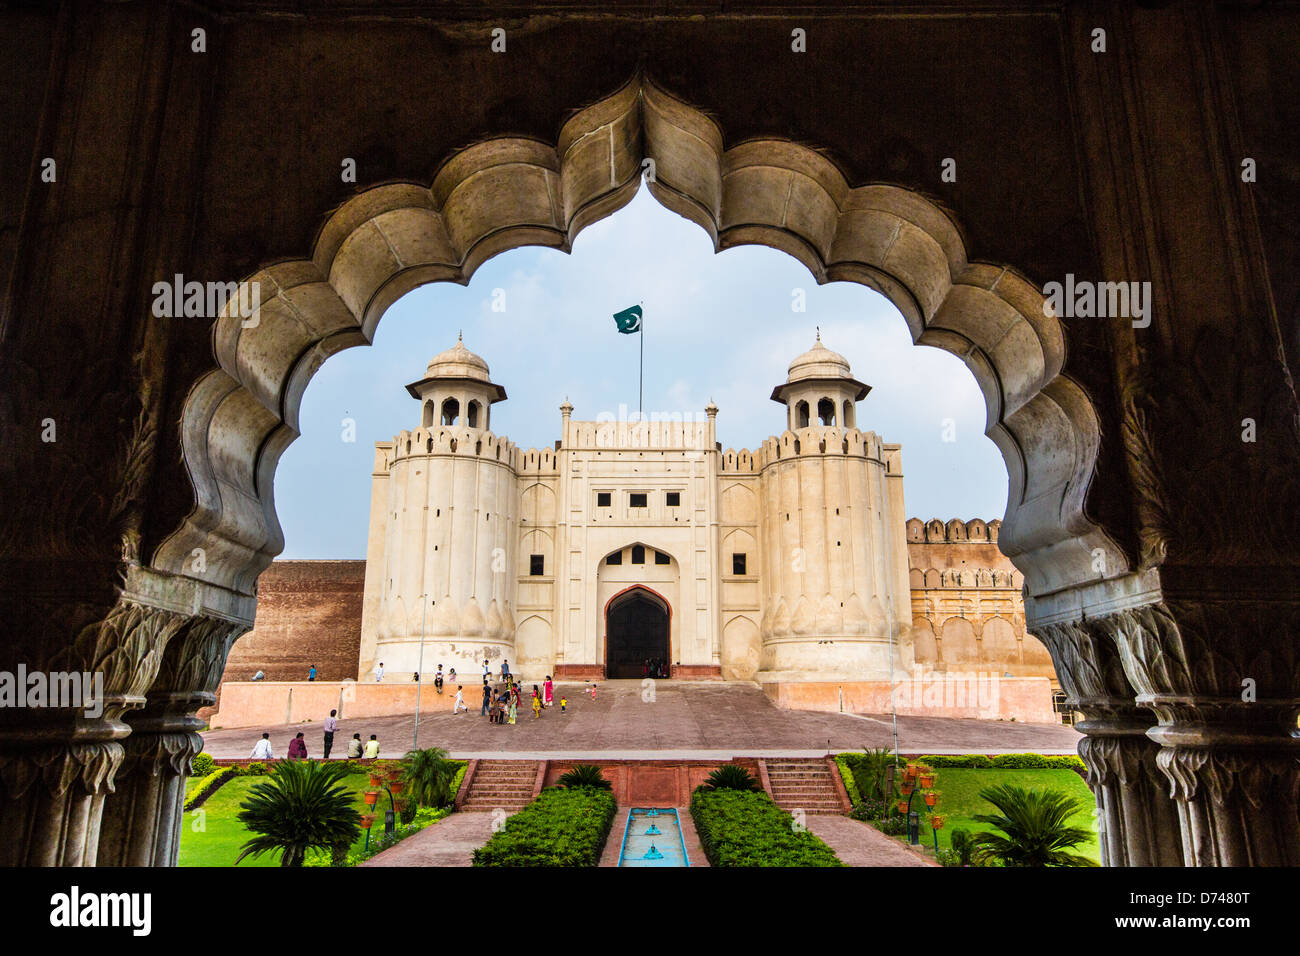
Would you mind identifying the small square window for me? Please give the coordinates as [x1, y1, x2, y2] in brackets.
[654, 550, 670, 565]
[529, 554, 545, 576]
[629, 493, 648, 508]
[631, 545, 646, 564]
[606, 551, 623, 566]
[666, 491, 681, 507]
[597, 492, 611, 507]
[732, 553, 747, 575]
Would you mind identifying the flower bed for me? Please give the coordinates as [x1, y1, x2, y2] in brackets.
[690, 789, 843, 867]
[472, 787, 617, 867]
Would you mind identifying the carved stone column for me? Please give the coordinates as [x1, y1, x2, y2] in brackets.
[1108, 599, 1300, 867]
[97, 616, 244, 866]
[0, 595, 187, 866]
[1033, 616, 1183, 867]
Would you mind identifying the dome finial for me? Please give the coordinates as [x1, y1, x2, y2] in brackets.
[458, 329, 463, 342]
[815, 326, 820, 343]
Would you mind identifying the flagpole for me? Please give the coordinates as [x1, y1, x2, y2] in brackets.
[639, 309, 644, 417]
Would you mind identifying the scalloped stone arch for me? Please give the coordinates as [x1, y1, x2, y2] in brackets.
[155, 76, 1121, 605]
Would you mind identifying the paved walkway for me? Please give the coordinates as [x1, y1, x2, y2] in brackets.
[805, 815, 936, 867]
[360, 811, 503, 867]
[203, 680, 1080, 759]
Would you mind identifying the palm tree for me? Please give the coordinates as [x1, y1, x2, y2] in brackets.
[236, 760, 361, 867]
[697, 764, 759, 792]
[401, 747, 455, 808]
[968, 784, 1098, 867]
[557, 764, 611, 789]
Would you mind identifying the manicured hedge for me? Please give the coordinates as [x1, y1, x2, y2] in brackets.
[834, 755, 862, 805]
[915, 754, 1084, 770]
[690, 789, 844, 867]
[191, 752, 216, 776]
[184, 767, 236, 811]
[472, 787, 617, 867]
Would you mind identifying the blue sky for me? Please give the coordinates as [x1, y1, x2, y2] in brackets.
[274, 186, 1008, 558]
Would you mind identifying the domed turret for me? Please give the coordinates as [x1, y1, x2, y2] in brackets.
[770, 330, 869, 431]
[406, 332, 507, 431]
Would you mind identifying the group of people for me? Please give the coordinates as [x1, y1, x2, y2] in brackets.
[451, 672, 566, 724]
[642, 658, 669, 679]
[247, 708, 383, 761]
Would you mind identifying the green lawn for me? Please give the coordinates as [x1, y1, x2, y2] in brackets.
[178, 773, 378, 867]
[895, 768, 1100, 863]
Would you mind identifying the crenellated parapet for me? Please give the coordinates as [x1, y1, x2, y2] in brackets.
[720, 426, 891, 474]
[383, 426, 520, 469]
[516, 446, 559, 475]
[906, 516, 1001, 544]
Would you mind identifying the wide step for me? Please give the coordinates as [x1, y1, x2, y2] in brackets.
[764, 758, 845, 816]
[459, 759, 540, 812]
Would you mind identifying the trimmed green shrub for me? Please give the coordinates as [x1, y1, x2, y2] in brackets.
[690, 789, 844, 867]
[913, 754, 1084, 770]
[473, 787, 617, 866]
[447, 762, 467, 802]
[557, 763, 612, 790]
[834, 756, 862, 805]
[990, 753, 1051, 769]
[699, 764, 759, 792]
[243, 761, 269, 776]
[191, 752, 216, 776]
[184, 766, 236, 811]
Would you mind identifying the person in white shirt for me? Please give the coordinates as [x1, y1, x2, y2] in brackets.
[375, 661, 385, 683]
[250, 733, 274, 759]
[453, 685, 468, 714]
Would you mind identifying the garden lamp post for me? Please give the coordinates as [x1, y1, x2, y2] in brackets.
[413, 595, 430, 750]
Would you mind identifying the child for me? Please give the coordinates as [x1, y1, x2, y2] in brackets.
[588, 682, 597, 700]
[508, 692, 517, 725]
[453, 685, 468, 714]
[532, 685, 542, 719]
[560, 696, 567, 714]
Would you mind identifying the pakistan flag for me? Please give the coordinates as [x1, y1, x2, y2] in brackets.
[612, 304, 642, 333]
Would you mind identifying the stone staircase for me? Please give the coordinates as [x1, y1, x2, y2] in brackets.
[459, 759, 539, 812]
[764, 758, 847, 815]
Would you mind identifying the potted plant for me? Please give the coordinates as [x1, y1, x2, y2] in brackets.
[917, 766, 935, 788]
[902, 764, 918, 783]
[368, 772, 384, 788]
[363, 789, 378, 806]
[897, 800, 908, 813]
[359, 813, 375, 830]
[930, 814, 946, 830]
[387, 779, 405, 795]
[923, 790, 939, 808]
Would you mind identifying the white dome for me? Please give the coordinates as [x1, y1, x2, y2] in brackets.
[425, 332, 491, 383]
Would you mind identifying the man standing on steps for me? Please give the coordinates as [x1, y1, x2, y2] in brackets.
[323, 708, 339, 759]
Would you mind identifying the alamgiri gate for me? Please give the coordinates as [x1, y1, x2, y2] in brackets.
[210, 334, 1059, 728]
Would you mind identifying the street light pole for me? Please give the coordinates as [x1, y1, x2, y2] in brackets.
[413, 594, 428, 751]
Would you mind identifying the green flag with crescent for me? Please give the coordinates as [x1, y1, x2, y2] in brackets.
[613, 304, 642, 333]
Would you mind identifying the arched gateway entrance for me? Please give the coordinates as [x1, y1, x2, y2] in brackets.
[605, 587, 671, 679]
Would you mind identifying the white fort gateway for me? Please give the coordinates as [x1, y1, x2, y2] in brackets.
[356, 333, 1053, 718]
